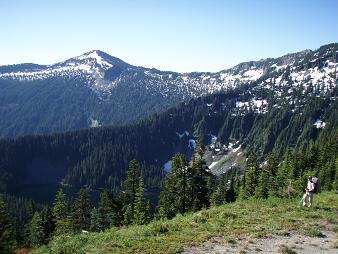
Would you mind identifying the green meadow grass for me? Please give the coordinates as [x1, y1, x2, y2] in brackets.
[33, 191, 338, 254]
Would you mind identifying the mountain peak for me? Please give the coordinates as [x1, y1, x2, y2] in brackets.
[72, 50, 131, 69]
[77, 49, 106, 59]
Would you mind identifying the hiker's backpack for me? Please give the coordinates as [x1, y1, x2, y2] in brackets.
[311, 177, 319, 193]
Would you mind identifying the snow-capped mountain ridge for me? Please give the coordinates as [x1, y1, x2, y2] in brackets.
[0, 43, 337, 138]
[1, 44, 337, 100]
[0, 50, 129, 97]
[0, 50, 130, 88]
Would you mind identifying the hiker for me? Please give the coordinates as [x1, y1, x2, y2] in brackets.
[302, 176, 316, 207]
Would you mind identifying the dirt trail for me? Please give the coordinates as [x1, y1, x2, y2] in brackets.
[181, 230, 337, 254]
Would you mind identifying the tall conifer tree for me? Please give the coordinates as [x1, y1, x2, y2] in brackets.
[244, 153, 260, 198]
[90, 207, 102, 232]
[191, 139, 210, 210]
[123, 159, 140, 224]
[133, 172, 148, 225]
[41, 206, 54, 242]
[28, 212, 44, 247]
[53, 189, 73, 235]
[73, 189, 91, 231]
[0, 196, 15, 253]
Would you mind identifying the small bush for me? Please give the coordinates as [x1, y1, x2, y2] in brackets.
[266, 197, 285, 207]
[148, 221, 170, 235]
[326, 214, 338, 224]
[224, 236, 236, 244]
[304, 213, 322, 219]
[254, 231, 268, 238]
[277, 231, 290, 236]
[304, 228, 326, 237]
[220, 211, 237, 220]
[193, 210, 211, 224]
[279, 244, 297, 254]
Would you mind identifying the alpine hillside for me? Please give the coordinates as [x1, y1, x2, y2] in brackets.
[0, 43, 337, 137]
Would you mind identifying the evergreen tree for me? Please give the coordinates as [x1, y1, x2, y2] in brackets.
[210, 174, 237, 206]
[305, 140, 319, 169]
[99, 190, 120, 229]
[210, 175, 227, 206]
[225, 177, 237, 203]
[0, 196, 15, 253]
[255, 168, 269, 198]
[53, 189, 68, 221]
[172, 154, 190, 214]
[123, 204, 133, 225]
[52, 189, 73, 236]
[265, 154, 279, 197]
[27, 199, 36, 220]
[158, 154, 191, 218]
[197, 137, 206, 160]
[23, 200, 36, 246]
[145, 200, 153, 223]
[243, 153, 260, 198]
[207, 175, 214, 202]
[318, 137, 335, 166]
[133, 172, 148, 225]
[41, 206, 54, 242]
[124, 159, 140, 205]
[73, 189, 91, 231]
[210, 188, 222, 206]
[28, 212, 44, 247]
[98, 190, 112, 229]
[233, 176, 242, 198]
[293, 145, 307, 178]
[319, 160, 336, 191]
[90, 207, 102, 232]
[276, 149, 294, 197]
[237, 175, 247, 200]
[122, 159, 140, 224]
[157, 173, 177, 219]
[190, 139, 210, 211]
[332, 158, 338, 191]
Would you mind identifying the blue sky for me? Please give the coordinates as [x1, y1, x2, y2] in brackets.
[1, 0, 338, 72]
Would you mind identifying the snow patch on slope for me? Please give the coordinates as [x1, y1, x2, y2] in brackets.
[90, 118, 100, 128]
[188, 139, 196, 149]
[313, 119, 326, 129]
[163, 161, 172, 172]
[176, 131, 189, 139]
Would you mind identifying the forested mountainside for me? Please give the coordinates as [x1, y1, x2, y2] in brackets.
[0, 43, 337, 138]
[0, 74, 337, 200]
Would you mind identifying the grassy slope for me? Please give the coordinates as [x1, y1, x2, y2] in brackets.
[34, 192, 338, 254]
